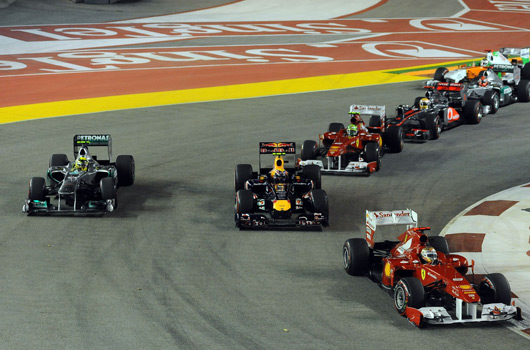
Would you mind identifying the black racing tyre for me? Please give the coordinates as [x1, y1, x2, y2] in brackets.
[28, 177, 46, 201]
[235, 164, 253, 191]
[364, 142, 380, 167]
[311, 189, 328, 216]
[343, 238, 370, 276]
[463, 99, 482, 124]
[522, 62, 530, 80]
[428, 236, 450, 255]
[328, 122, 345, 133]
[479, 273, 512, 305]
[384, 125, 404, 153]
[434, 67, 448, 82]
[424, 114, 441, 140]
[116, 155, 135, 187]
[235, 189, 254, 214]
[369, 115, 381, 128]
[50, 154, 69, 167]
[483, 90, 500, 113]
[100, 177, 116, 200]
[394, 277, 425, 316]
[301, 140, 317, 161]
[516, 79, 530, 102]
[303, 164, 321, 190]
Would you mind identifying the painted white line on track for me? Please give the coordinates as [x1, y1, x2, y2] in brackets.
[115, 0, 383, 23]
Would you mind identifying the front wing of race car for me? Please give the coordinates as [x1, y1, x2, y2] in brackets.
[22, 197, 115, 216]
[235, 212, 328, 228]
[404, 300, 517, 327]
[299, 158, 377, 175]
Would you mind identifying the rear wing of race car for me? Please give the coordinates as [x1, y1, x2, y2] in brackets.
[497, 47, 529, 65]
[365, 209, 418, 249]
[349, 104, 385, 120]
[259, 142, 296, 172]
[73, 134, 112, 162]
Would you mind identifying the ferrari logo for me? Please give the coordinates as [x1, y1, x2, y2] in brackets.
[421, 269, 426, 280]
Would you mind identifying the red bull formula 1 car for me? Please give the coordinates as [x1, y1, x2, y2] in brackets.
[342, 209, 517, 327]
[299, 105, 403, 176]
[234, 142, 328, 229]
[23, 135, 135, 216]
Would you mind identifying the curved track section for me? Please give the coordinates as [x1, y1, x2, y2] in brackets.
[1, 1, 529, 349]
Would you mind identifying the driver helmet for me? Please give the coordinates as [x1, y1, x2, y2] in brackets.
[419, 98, 430, 110]
[480, 58, 488, 67]
[349, 111, 362, 124]
[270, 156, 288, 183]
[75, 156, 88, 171]
[346, 124, 358, 137]
[420, 246, 438, 264]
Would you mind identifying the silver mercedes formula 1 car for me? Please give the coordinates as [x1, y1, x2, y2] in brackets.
[23, 134, 135, 216]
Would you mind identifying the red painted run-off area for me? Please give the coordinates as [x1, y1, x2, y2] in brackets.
[0, 0, 529, 108]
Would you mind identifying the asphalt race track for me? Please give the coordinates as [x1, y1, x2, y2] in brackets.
[1, 1, 530, 349]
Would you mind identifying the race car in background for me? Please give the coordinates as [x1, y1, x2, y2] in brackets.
[234, 142, 328, 229]
[427, 48, 530, 114]
[299, 105, 403, 176]
[342, 209, 518, 327]
[23, 134, 135, 216]
[388, 86, 482, 141]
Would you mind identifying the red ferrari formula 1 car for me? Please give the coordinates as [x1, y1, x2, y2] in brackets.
[342, 209, 518, 327]
[299, 105, 403, 176]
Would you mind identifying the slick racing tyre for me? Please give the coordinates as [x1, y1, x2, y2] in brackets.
[235, 189, 254, 214]
[28, 177, 46, 201]
[478, 273, 512, 305]
[49, 154, 69, 167]
[424, 114, 441, 140]
[364, 142, 380, 170]
[303, 164, 321, 190]
[328, 122, 345, 133]
[434, 67, 448, 82]
[343, 238, 370, 276]
[301, 140, 318, 161]
[384, 125, 404, 153]
[311, 189, 328, 216]
[116, 155, 135, 187]
[100, 177, 116, 200]
[394, 277, 425, 315]
[522, 62, 530, 80]
[235, 164, 253, 191]
[428, 236, 449, 255]
[464, 99, 482, 124]
[516, 79, 530, 102]
[483, 90, 500, 114]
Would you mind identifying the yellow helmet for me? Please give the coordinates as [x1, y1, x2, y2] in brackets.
[75, 156, 88, 171]
[419, 98, 430, 110]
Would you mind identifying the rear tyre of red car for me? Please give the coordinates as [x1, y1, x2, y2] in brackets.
[516, 79, 530, 102]
[303, 164, 321, 189]
[394, 277, 425, 315]
[301, 140, 317, 161]
[29, 177, 46, 201]
[343, 238, 370, 276]
[116, 155, 135, 187]
[384, 125, 404, 153]
[328, 122, 344, 133]
[235, 164, 253, 191]
[463, 99, 482, 124]
[478, 273, 512, 305]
